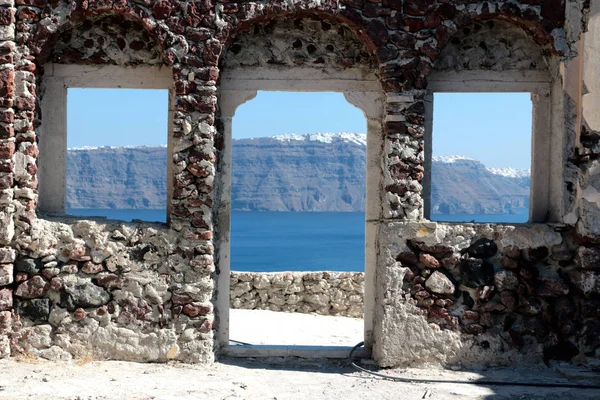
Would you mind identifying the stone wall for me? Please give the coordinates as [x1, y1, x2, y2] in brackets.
[1, 217, 214, 362]
[434, 20, 548, 72]
[0, 0, 597, 368]
[222, 17, 375, 72]
[374, 222, 600, 367]
[52, 17, 164, 66]
[230, 271, 364, 318]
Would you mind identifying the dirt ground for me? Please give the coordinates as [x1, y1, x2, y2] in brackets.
[1, 356, 600, 400]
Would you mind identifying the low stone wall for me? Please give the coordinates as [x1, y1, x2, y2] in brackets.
[230, 272, 364, 318]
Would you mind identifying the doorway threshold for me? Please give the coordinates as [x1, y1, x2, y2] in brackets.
[223, 344, 371, 359]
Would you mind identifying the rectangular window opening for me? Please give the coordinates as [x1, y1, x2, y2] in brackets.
[66, 88, 169, 223]
[228, 91, 367, 349]
[430, 92, 532, 224]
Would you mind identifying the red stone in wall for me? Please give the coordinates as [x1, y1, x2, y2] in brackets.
[0, 69, 13, 99]
[0, 142, 14, 159]
[0, 8, 14, 26]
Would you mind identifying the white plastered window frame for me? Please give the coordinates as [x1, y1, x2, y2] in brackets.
[422, 69, 564, 223]
[217, 66, 384, 357]
[37, 63, 175, 221]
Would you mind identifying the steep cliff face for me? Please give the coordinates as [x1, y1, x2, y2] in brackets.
[66, 146, 167, 209]
[66, 135, 530, 214]
[431, 157, 530, 215]
[231, 134, 366, 212]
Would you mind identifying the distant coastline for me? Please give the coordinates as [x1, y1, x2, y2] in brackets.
[66, 134, 530, 214]
[67, 209, 530, 225]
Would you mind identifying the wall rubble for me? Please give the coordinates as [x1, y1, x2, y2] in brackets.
[230, 271, 364, 318]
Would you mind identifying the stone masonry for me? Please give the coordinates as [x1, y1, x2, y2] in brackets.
[375, 222, 599, 366]
[230, 271, 364, 318]
[0, 0, 597, 368]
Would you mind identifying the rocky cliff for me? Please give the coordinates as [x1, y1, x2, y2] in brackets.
[66, 146, 167, 209]
[66, 134, 530, 214]
[431, 156, 530, 215]
[231, 133, 366, 212]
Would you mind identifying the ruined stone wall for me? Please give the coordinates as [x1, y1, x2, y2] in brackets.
[366, 5, 598, 368]
[3, 217, 214, 362]
[374, 222, 599, 366]
[230, 271, 364, 318]
[0, 0, 596, 368]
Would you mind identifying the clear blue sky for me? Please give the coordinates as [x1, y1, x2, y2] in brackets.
[433, 93, 531, 169]
[67, 89, 532, 169]
[233, 92, 367, 137]
[67, 88, 169, 148]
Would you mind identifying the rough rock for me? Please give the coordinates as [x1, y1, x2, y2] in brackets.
[409, 241, 453, 254]
[460, 258, 494, 288]
[0, 288, 11, 311]
[0, 247, 15, 263]
[62, 280, 110, 311]
[94, 273, 120, 290]
[15, 276, 49, 299]
[567, 271, 600, 295]
[463, 238, 498, 259]
[15, 258, 42, 274]
[182, 303, 212, 318]
[0, 311, 10, 334]
[494, 270, 519, 292]
[536, 276, 570, 297]
[499, 291, 517, 311]
[523, 247, 549, 262]
[15, 299, 51, 322]
[425, 271, 455, 295]
[81, 261, 104, 274]
[0, 263, 11, 286]
[575, 247, 600, 270]
[419, 253, 440, 269]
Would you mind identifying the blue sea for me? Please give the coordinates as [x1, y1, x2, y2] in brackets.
[66, 209, 529, 272]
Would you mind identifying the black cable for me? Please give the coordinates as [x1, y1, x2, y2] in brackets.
[348, 341, 600, 389]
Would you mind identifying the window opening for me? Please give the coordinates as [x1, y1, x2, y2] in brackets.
[66, 88, 169, 222]
[228, 91, 367, 347]
[430, 93, 532, 223]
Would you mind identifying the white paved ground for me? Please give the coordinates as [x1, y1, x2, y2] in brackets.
[229, 309, 364, 346]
